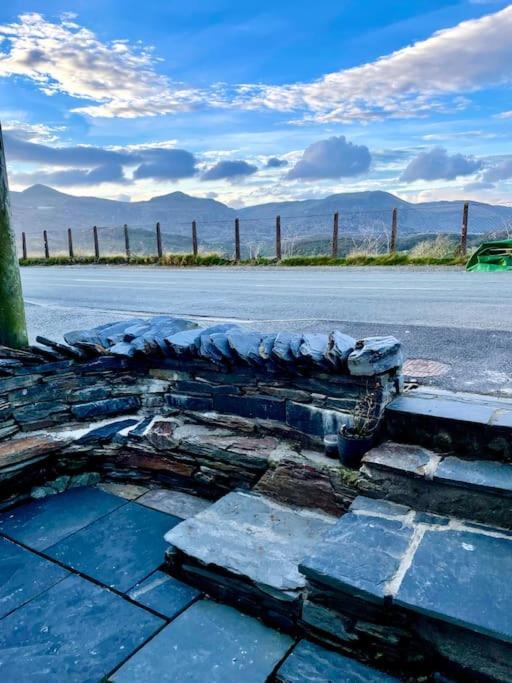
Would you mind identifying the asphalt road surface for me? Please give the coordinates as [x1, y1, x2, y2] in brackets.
[21, 265, 512, 396]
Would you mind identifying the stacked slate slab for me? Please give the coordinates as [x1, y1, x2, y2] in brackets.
[165, 490, 336, 629]
[360, 441, 512, 528]
[299, 495, 512, 681]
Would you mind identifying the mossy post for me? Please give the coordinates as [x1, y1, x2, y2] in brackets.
[0, 123, 28, 348]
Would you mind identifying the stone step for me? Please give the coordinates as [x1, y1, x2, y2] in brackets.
[359, 441, 512, 528]
[164, 490, 337, 630]
[300, 496, 512, 681]
[386, 388, 512, 462]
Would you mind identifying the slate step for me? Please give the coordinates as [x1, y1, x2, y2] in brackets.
[275, 639, 399, 682]
[164, 490, 336, 630]
[300, 495, 512, 682]
[386, 388, 512, 462]
[360, 441, 512, 528]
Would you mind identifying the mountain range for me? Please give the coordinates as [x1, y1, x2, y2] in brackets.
[10, 184, 512, 255]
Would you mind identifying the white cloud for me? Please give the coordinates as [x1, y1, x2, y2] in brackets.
[2, 120, 65, 143]
[230, 5, 512, 122]
[0, 13, 202, 118]
[2, 8, 512, 123]
[287, 136, 371, 180]
[400, 147, 483, 182]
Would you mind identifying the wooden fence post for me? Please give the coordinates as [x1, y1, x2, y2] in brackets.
[192, 220, 198, 257]
[156, 221, 163, 259]
[390, 208, 398, 254]
[68, 228, 74, 260]
[460, 202, 469, 257]
[332, 211, 339, 258]
[235, 218, 241, 262]
[276, 215, 282, 260]
[43, 230, 49, 259]
[21, 232, 27, 260]
[124, 224, 130, 260]
[93, 226, 99, 260]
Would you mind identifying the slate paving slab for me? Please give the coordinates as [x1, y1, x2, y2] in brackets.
[111, 599, 293, 683]
[0, 486, 126, 550]
[0, 573, 163, 682]
[275, 639, 399, 682]
[128, 570, 200, 619]
[165, 491, 336, 594]
[434, 456, 512, 495]
[395, 528, 512, 643]
[46, 502, 181, 592]
[0, 536, 68, 619]
[138, 488, 211, 519]
[300, 507, 415, 603]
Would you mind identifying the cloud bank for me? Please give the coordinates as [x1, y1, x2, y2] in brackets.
[2, 7, 512, 122]
[400, 147, 482, 182]
[287, 136, 371, 180]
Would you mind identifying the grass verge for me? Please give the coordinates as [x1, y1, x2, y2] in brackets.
[19, 253, 467, 267]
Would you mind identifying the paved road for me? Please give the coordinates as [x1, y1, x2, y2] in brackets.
[21, 265, 512, 395]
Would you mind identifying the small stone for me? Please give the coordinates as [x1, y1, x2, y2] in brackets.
[348, 336, 403, 376]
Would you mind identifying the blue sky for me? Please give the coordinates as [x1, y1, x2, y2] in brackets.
[1, 0, 512, 206]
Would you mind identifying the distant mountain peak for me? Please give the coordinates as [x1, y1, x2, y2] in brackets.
[20, 184, 67, 198]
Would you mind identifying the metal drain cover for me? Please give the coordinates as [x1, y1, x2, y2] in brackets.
[403, 359, 450, 377]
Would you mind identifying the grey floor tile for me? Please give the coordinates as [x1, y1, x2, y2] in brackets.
[112, 599, 293, 683]
[0, 536, 69, 619]
[0, 574, 163, 682]
[0, 487, 126, 550]
[46, 502, 181, 592]
[128, 570, 200, 619]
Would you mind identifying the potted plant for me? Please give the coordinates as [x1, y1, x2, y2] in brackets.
[337, 385, 383, 468]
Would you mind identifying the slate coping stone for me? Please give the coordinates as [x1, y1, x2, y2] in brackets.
[46, 501, 182, 592]
[0, 486, 126, 550]
[0, 433, 65, 472]
[395, 527, 512, 643]
[0, 573, 163, 682]
[434, 456, 512, 496]
[275, 639, 399, 682]
[0, 536, 69, 619]
[128, 570, 200, 618]
[112, 599, 293, 683]
[387, 394, 496, 425]
[300, 507, 414, 603]
[138, 488, 212, 519]
[165, 491, 336, 594]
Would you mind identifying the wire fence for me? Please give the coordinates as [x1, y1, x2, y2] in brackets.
[18, 201, 493, 261]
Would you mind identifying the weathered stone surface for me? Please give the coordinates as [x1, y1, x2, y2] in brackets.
[286, 401, 345, 439]
[0, 536, 68, 619]
[138, 488, 212, 518]
[166, 393, 213, 412]
[0, 486, 126, 550]
[0, 574, 163, 682]
[272, 332, 303, 364]
[213, 393, 285, 421]
[0, 434, 65, 472]
[166, 491, 335, 595]
[300, 498, 414, 603]
[395, 527, 512, 643]
[435, 456, 512, 495]
[298, 334, 329, 366]
[275, 639, 399, 682]
[14, 400, 68, 425]
[227, 331, 267, 367]
[71, 395, 140, 420]
[348, 336, 402, 376]
[325, 330, 356, 369]
[255, 447, 357, 515]
[128, 570, 200, 618]
[96, 481, 149, 499]
[362, 442, 436, 478]
[113, 599, 292, 683]
[75, 417, 140, 444]
[47, 501, 181, 591]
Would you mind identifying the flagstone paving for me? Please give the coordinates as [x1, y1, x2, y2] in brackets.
[0, 486, 398, 682]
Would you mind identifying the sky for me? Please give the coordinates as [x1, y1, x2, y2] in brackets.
[1, 0, 512, 207]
